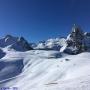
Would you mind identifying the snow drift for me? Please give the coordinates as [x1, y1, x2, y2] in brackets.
[0, 49, 90, 90]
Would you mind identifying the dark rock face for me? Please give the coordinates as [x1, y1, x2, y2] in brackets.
[17, 37, 33, 51]
[66, 25, 86, 54]
[84, 32, 90, 50]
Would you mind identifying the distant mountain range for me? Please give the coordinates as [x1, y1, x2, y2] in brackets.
[0, 25, 90, 54]
[34, 25, 90, 54]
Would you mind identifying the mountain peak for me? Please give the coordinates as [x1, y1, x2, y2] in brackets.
[0, 35, 33, 51]
[72, 24, 83, 34]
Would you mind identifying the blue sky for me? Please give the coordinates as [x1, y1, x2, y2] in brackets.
[0, 0, 90, 42]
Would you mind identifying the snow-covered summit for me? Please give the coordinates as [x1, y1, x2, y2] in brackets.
[0, 35, 33, 51]
[65, 25, 90, 54]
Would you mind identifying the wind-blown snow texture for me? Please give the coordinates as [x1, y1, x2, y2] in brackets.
[0, 48, 90, 90]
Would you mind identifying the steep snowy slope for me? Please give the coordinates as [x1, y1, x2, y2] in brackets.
[0, 48, 90, 90]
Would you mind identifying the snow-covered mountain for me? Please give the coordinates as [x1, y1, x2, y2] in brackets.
[66, 25, 90, 54]
[35, 25, 90, 55]
[35, 38, 67, 51]
[0, 35, 33, 51]
[0, 25, 90, 90]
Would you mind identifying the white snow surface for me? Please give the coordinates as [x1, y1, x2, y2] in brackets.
[0, 48, 90, 90]
[35, 38, 67, 51]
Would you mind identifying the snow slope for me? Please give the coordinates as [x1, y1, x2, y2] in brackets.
[0, 48, 90, 90]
